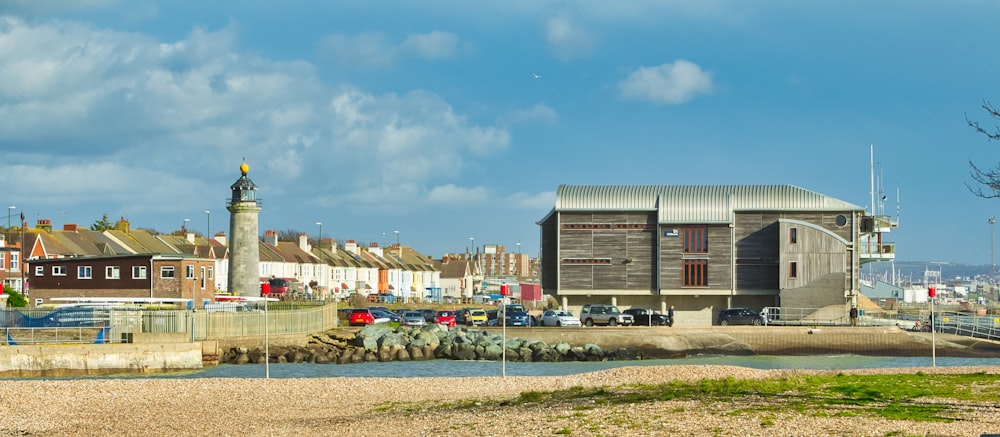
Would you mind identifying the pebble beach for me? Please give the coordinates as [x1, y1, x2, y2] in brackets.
[2, 364, 999, 436]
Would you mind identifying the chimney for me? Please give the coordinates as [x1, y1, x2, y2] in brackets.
[298, 233, 309, 251]
[115, 217, 130, 233]
[213, 233, 227, 247]
[368, 241, 382, 257]
[345, 240, 358, 255]
[264, 230, 278, 246]
[186, 232, 195, 244]
[63, 224, 79, 232]
[322, 237, 337, 253]
[36, 219, 52, 233]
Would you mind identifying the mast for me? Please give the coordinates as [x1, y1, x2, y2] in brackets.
[869, 144, 875, 214]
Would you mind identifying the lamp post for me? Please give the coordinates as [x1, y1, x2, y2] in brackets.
[316, 222, 322, 245]
[204, 210, 211, 239]
[183, 218, 190, 232]
[469, 237, 475, 294]
[6, 206, 14, 232]
[991, 216, 996, 298]
[394, 230, 400, 253]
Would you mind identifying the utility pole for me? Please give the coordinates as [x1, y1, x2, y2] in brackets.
[991, 216, 996, 300]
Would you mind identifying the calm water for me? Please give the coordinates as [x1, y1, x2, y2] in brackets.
[145, 354, 1000, 379]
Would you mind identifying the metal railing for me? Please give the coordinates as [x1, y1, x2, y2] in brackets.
[2, 304, 339, 344]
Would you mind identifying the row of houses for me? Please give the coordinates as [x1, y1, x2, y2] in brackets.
[1, 217, 520, 308]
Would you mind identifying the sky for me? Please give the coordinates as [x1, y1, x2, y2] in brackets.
[2, 1, 1000, 264]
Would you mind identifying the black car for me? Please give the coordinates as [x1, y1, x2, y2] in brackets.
[623, 308, 671, 326]
[717, 308, 765, 326]
[418, 308, 437, 323]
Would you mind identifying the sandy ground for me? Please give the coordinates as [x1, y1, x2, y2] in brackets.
[1, 364, 999, 436]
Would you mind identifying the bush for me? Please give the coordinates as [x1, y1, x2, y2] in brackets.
[3, 286, 27, 307]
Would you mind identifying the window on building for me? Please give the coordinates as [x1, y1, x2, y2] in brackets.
[185, 265, 195, 279]
[207, 266, 214, 279]
[682, 259, 708, 286]
[161, 266, 175, 278]
[789, 227, 798, 244]
[10, 252, 18, 271]
[78, 266, 92, 279]
[683, 226, 708, 253]
[133, 266, 147, 279]
[789, 262, 798, 278]
[34, 266, 43, 276]
[106, 266, 120, 279]
[52, 265, 66, 276]
[200, 266, 206, 289]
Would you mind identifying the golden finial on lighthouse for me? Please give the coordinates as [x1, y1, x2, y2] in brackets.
[240, 158, 249, 175]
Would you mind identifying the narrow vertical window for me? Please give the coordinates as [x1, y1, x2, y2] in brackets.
[682, 226, 708, 253]
[789, 227, 798, 244]
[682, 259, 708, 286]
[789, 262, 798, 278]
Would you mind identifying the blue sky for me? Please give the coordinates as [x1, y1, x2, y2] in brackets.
[2, 1, 1000, 264]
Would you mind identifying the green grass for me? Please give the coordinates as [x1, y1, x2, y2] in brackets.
[489, 372, 1000, 423]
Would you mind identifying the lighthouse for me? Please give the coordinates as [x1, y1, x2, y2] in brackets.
[227, 161, 261, 296]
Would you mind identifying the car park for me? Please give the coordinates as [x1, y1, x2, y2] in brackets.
[540, 310, 582, 327]
[580, 304, 634, 327]
[623, 308, 671, 326]
[372, 309, 401, 324]
[435, 310, 457, 327]
[400, 310, 426, 326]
[464, 308, 488, 326]
[717, 308, 766, 326]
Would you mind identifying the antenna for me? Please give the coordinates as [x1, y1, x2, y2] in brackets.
[869, 144, 875, 214]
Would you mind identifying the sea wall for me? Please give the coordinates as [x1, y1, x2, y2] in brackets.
[0, 342, 207, 377]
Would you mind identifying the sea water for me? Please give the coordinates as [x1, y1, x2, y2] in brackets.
[154, 354, 999, 379]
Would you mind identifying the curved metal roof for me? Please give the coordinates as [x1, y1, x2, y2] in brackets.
[556, 185, 863, 224]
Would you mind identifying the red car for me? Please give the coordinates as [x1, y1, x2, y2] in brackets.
[348, 309, 390, 326]
[435, 310, 456, 327]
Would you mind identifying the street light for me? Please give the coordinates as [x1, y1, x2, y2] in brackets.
[394, 230, 400, 252]
[204, 210, 211, 239]
[991, 216, 996, 297]
[316, 222, 323, 245]
[6, 206, 14, 231]
[183, 218, 189, 232]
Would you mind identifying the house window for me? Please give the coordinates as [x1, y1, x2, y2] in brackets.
[789, 262, 798, 279]
[34, 266, 43, 276]
[52, 266, 66, 276]
[10, 252, 18, 271]
[789, 227, 798, 244]
[133, 266, 147, 279]
[682, 259, 708, 286]
[106, 266, 120, 279]
[207, 266, 214, 279]
[78, 266, 93, 279]
[185, 265, 195, 279]
[200, 266, 206, 289]
[683, 226, 708, 253]
[161, 266, 175, 278]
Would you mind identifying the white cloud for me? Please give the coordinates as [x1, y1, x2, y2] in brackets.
[618, 60, 714, 104]
[426, 184, 491, 205]
[545, 14, 596, 60]
[504, 190, 556, 210]
[319, 30, 465, 68]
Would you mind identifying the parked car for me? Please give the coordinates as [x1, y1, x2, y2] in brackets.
[435, 310, 457, 327]
[372, 309, 401, 324]
[540, 310, 582, 327]
[486, 309, 499, 326]
[623, 308, 671, 326]
[418, 308, 437, 323]
[580, 304, 634, 327]
[400, 310, 426, 326]
[348, 308, 390, 326]
[717, 308, 765, 326]
[464, 308, 488, 326]
[499, 304, 531, 326]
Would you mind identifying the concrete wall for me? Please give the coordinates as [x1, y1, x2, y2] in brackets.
[0, 342, 205, 377]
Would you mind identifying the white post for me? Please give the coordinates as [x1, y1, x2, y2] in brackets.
[930, 296, 936, 368]
[265, 298, 270, 379]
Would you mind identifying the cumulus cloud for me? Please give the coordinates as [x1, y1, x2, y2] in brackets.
[319, 30, 466, 68]
[545, 14, 596, 60]
[618, 60, 714, 104]
[0, 17, 510, 219]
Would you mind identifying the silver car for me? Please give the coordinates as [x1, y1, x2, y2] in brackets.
[401, 311, 426, 326]
[540, 310, 582, 327]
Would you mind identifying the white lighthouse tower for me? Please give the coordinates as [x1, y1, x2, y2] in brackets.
[227, 161, 261, 296]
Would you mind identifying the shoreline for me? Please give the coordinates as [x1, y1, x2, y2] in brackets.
[1, 364, 998, 436]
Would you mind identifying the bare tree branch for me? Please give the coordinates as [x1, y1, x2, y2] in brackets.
[966, 100, 1000, 198]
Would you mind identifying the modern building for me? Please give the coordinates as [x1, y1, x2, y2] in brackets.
[538, 184, 896, 326]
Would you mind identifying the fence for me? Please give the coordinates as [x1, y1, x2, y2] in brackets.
[2, 304, 339, 344]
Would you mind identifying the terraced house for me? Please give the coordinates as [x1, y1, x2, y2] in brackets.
[22, 217, 441, 307]
[538, 185, 896, 326]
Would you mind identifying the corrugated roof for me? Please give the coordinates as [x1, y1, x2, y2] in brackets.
[556, 184, 863, 224]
